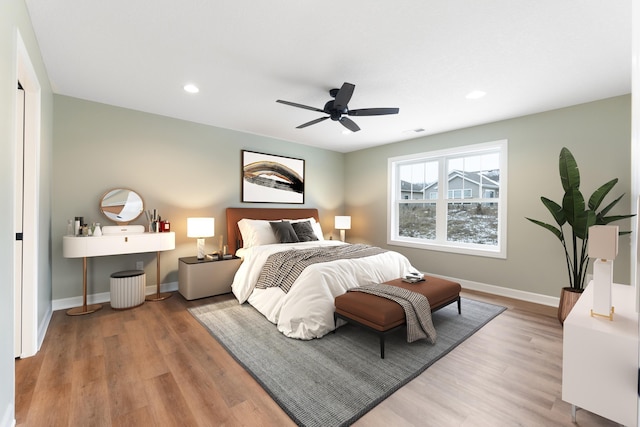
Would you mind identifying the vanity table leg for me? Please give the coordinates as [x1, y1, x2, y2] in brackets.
[67, 257, 102, 316]
[146, 251, 171, 301]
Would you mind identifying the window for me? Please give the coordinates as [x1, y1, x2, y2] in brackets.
[447, 189, 472, 199]
[388, 140, 507, 258]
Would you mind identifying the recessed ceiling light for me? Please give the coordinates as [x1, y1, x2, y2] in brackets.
[183, 84, 199, 94]
[466, 90, 486, 100]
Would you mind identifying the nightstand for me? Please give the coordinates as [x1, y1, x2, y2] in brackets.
[178, 255, 242, 300]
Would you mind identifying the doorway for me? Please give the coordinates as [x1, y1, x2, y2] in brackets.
[14, 32, 41, 359]
[14, 82, 24, 358]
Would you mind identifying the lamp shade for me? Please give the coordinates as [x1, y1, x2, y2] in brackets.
[334, 216, 351, 230]
[187, 217, 215, 238]
[588, 225, 618, 260]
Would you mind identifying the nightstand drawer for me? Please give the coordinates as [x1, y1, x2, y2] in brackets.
[178, 256, 242, 300]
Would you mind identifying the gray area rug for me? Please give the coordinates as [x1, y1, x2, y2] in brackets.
[189, 297, 505, 427]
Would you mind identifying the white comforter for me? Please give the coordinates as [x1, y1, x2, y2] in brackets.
[231, 240, 416, 339]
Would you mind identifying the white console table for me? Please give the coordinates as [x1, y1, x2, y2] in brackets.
[562, 281, 639, 426]
[63, 232, 175, 315]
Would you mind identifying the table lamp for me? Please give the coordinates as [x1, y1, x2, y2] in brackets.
[187, 217, 215, 260]
[588, 225, 618, 320]
[335, 216, 351, 242]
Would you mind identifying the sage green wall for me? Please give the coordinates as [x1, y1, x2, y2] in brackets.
[52, 95, 345, 300]
[54, 95, 631, 302]
[1, 0, 53, 424]
[345, 95, 632, 299]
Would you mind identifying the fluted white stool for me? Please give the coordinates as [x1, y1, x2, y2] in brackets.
[110, 270, 146, 310]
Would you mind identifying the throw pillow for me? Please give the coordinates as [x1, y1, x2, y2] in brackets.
[292, 221, 319, 242]
[270, 221, 300, 243]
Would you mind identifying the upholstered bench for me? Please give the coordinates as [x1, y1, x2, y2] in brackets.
[334, 276, 462, 358]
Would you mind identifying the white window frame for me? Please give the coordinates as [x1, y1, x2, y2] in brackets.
[387, 140, 508, 258]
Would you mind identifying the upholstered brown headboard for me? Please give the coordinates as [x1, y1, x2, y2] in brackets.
[226, 207, 320, 255]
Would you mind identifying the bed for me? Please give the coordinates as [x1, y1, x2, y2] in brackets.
[226, 207, 417, 340]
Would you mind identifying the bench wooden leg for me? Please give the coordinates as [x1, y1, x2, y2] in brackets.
[380, 335, 385, 359]
[457, 297, 461, 314]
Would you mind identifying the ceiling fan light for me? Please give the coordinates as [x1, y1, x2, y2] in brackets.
[183, 84, 199, 94]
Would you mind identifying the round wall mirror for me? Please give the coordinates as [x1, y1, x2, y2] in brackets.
[100, 188, 144, 225]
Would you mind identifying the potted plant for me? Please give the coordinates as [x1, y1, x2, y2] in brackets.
[526, 147, 634, 324]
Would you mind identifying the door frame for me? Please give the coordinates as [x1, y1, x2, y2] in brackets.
[15, 31, 41, 358]
[14, 82, 24, 358]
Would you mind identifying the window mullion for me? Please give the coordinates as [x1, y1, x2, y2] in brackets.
[436, 157, 448, 241]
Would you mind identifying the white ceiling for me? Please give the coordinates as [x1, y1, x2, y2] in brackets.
[25, 0, 631, 153]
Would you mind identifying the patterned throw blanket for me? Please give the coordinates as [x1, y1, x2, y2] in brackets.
[349, 283, 437, 344]
[255, 244, 387, 294]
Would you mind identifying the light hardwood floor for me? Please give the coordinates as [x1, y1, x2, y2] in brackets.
[16, 290, 618, 426]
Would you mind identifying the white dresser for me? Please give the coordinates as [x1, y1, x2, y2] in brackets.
[63, 231, 175, 315]
[562, 281, 639, 426]
[63, 232, 175, 258]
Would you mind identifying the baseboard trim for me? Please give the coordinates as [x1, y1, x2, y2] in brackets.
[36, 305, 52, 355]
[51, 277, 558, 311]
[0, 402, 15, 427]
[426, 273, 560, 307]
[52, 281, 179, 311]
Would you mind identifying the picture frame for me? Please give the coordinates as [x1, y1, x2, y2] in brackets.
[242, 150, 305, 204]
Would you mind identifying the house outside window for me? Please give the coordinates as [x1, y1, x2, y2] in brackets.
[388, 140, 507, 258]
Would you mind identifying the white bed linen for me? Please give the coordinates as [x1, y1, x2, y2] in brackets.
[231, 240, 416, 339]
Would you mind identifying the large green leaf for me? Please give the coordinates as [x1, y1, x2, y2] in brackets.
[540, 197, 566, 226]
[573, 210, 596, 240]
[596, 193, 624, 218]
[559, 147, 580, 192]
[588, 178, 617, 211]
[562, 187, 585, 227]
[598, 214, 636, 225]
[526, 218, 563, 241]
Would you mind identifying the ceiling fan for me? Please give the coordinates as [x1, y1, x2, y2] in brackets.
[276, 82, 399, 133]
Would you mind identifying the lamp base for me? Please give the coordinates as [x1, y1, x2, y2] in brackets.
[590, 306, 615, 321]
[339, 230, 346, 242]
[591, 259, 613, 320]
[196, 238, 205, 260]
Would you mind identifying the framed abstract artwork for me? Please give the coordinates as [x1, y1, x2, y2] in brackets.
[242, 150, 305, 204]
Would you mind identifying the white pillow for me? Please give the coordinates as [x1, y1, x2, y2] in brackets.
[237, 218, 277, 248]
[312, 221, 325, 241]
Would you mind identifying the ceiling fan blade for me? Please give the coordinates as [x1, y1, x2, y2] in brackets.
[333, 82, 355, 111]
[348, 107, 400, 116]
[296, 116, 330, 129]
[276, 99, 324, 113]
[339, 117, 360, 132]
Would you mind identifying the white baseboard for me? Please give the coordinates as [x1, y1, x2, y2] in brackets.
[52, 281, 179, 311]
[0, 402, 15, 427]
[426, 273, 560, 307]
[53, 278, 557, 311]
[37, 305, 52, 354]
